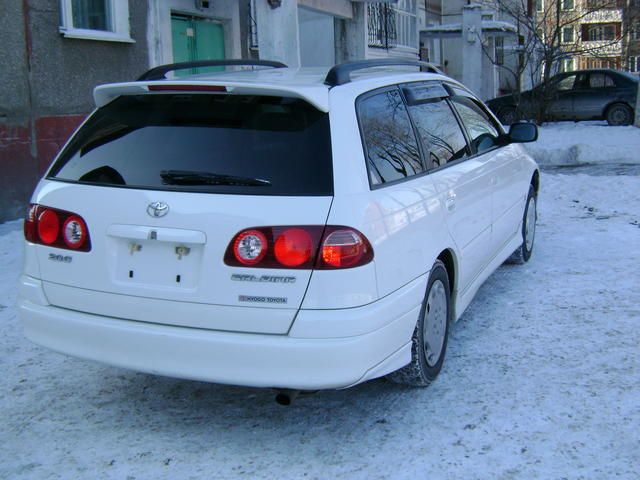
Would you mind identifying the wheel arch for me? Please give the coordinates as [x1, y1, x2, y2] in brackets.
[436, 248, 458, 322]
[603, 101, 633, 118]
[531, 169, 540, 196]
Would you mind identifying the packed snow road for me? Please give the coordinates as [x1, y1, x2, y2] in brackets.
[2, 149, 640, 477]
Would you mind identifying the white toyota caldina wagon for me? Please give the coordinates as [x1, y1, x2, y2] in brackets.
[18, 59, 539, 401]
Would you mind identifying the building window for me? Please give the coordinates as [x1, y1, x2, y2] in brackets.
[71, 0, 110, 30]
[393, 0, 418, 49]
[587, 25, 616, 41]
[536, 0, 543, 12]
[59, 0, 133, 43]
[368, 0, 417, 51]
[368, 3, 397, 49]
[629, 56, 640, 73]
[562, 26, 574, 43]
[632, 23, 640, 41]
[495, 37, 504, 65]
[561, 57, 574, 72]
[562, 0, 574, 10]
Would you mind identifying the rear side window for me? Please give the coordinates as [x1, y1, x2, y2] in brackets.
[406, 98, 468, 169]
[588, 73, 615, 88]
[49, 94, 333, 196]
[357, 88, 423, 186]
[450, 96, 501, 154]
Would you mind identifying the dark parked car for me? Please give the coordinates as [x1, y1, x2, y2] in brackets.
[486, 69, 638, 126]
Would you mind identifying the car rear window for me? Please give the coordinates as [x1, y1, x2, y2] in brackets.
[48, 94, 333, 196]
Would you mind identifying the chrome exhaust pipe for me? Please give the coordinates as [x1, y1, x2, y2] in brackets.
[275, 389, 300, 406]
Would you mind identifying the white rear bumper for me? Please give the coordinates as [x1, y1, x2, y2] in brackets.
[18, 276, 425, 390]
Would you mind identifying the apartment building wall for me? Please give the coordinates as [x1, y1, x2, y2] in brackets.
[0, 0, 149, 222]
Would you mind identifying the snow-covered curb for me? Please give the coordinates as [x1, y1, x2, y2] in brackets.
[523, 121, 640, 166]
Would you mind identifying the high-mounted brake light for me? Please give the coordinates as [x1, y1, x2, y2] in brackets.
[24, 204, 91, 252]
[224, 226, 373, 270]
[147, 85, 227, 92]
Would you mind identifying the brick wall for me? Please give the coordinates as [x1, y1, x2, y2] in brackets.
[0, 115, 86, 222]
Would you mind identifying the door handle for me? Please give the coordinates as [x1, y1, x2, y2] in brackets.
[445, 192, 457, 211]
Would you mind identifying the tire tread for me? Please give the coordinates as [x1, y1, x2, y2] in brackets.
[387, 260, 450, 387]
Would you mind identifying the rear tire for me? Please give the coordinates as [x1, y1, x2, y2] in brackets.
[507, 185, 537, 265]
[606, 103, 633, 126]
[387, 260, 451, 387]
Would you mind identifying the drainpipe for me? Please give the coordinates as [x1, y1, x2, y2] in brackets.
[462, 3, 483, 97]
[22, 0, 37, 162]
[635, 81, 640, 127]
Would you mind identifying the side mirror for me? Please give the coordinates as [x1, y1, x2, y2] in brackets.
[508, 122, 538, 143]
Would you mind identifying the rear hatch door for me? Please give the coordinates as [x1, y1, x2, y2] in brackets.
[35, 91, 333, 334]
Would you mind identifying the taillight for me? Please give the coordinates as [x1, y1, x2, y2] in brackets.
[24, 204, 39, 243]
[224, 226, 372, 270]
[233, 229, 267, 265]
[274, 228, 314, 267]
[62, 216, 88, 249]
[37, 209, 60, 245]
[320, 229, 370, 268]
[24, 204, 91, 252]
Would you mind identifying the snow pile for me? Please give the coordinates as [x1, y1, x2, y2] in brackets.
[1, 172, 639, 479]
[0, 221, 22, 317]
[523, 121, 640, 167]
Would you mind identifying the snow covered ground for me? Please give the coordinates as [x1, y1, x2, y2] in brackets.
[524, 120, 640, 169]
[2, 124, 640, 479]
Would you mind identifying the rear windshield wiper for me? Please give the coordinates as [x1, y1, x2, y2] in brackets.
[160, 170, 271, 187]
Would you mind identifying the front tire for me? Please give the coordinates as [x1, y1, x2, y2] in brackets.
[507, 184, 537, 264]
[606, 103, 633, 126]
[388, 260, 451, 387]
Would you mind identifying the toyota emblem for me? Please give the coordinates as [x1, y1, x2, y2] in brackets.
[147, 201, 169, 218]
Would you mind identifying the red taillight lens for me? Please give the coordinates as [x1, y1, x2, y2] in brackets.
[37, 209, 60, 245]
[224, 226, 372, 269]
[319, 228, 372, 269]
[233, 229, 268, 265]
[274, 228, 314, 267]
[24, 204, 91, 252]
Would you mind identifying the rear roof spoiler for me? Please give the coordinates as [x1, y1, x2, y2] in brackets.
[93, 81, 331, 112]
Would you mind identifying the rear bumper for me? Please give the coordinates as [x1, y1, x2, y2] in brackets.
[18, 276, 425, 390]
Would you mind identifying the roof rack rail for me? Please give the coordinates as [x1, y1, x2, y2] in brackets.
[324, 59, 444, 87]
[137, 59, 288, 81]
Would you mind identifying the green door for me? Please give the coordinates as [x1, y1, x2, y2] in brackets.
[171, 15, 225, 75]
[171, 16, 192, 65]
